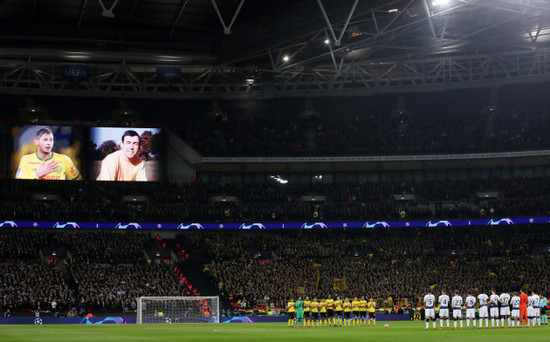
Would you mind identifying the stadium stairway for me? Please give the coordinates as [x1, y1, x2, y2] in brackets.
[482, 113, 494, 148]
[174, 252, 232, 310]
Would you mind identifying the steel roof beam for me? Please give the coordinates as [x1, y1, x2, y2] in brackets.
[211, 0, 245, 35]
[126, 0, 140, 28]
[98, 0, 119, 18]
[317, 0, 359, 47]
[76, 0, 88, 30]
[170, 0, 190, 36]
[422, 0, 438, 44]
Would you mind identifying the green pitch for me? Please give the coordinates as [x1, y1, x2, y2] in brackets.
[0, 321, 548, 342]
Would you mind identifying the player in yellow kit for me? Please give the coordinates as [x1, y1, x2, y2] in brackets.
[97, 130, 147, 181]
[287, 299, 296, 327]
[319, 298, 327, 326]
[303, 296, 311, 327]
[16, 128, 81, 180]
[367, 297, 377, 326]
[334, 296, 343, 326]
[351, 297, 360, 327]
[343, 298, 352, 327]
[310, 297, 320, 327]
[359, 296, 368, 326]
[326, 295, 334, 327]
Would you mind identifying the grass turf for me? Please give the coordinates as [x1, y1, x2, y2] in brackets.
[0, 321, 548, 342]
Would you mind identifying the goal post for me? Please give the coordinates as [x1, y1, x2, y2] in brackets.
[137, 296, 220, 324]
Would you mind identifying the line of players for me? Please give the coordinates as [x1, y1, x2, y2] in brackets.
[287, 295, 377, 327]
[423, 289, 548, 330]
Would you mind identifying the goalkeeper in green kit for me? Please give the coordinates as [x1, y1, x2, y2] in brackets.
[295, 296, 305, 328]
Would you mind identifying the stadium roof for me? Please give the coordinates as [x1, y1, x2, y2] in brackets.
[1, 0, 550, 98]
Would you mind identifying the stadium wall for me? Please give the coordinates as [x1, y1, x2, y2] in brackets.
[166, 130, 199, 182]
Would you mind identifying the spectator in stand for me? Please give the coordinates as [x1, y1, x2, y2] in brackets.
[3, 176, 550, 222]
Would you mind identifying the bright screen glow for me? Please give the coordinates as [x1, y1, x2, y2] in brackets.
[11, 125, 82, 180]
[89, 127, 163, 182]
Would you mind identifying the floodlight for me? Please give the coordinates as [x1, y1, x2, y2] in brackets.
[269, 175, 288, 184]
[65, 52, 91, 60]
[432, 0, 450, 6]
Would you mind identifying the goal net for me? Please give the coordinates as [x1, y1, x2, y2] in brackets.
[137, 296, 220, 324]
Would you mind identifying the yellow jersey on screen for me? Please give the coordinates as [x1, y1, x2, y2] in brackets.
[16, 152, 80, 180]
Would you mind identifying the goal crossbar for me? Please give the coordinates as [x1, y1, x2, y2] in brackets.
[137, 296, 220, 324]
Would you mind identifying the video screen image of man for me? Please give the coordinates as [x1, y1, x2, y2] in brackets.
[96, 130, 147, 181]
[16, 127, 81, 180]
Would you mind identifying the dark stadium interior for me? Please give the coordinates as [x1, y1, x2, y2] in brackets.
[1, 0, 550, 323]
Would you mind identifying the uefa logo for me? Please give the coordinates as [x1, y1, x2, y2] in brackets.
[115, 223, 142, 229]
[177, 223, 204, 230]
[301, 222, 328, 229]
[425, 221, 452, 227]
[487, 218, 514, 225]
[362, 221, 390, 228]
[238, 223, 266, 229]
[53, 222, 80, 228]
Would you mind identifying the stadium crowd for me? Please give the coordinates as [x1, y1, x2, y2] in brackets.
[173, 101, 550, 157]
[1, 176, 550, 222]
[0, 226, 549, 317]
[0, 231, 188, 315]
[189, 227, 550, 309]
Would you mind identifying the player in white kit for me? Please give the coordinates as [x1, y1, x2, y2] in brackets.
[510, 293, 521, 327]
[527, 293, 536, 327]
[531, 291, 540, 327]
[424, 291, 436, 330]
[465, 293, 477, 329]
[489, 290, 500, 328]
[478, 292, 489, 328]
[438, 290, 450, 330]
[499, 292, 511, 328]
[451, 291, 463, 329]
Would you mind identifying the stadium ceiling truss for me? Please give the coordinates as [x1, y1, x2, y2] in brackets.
[0, 0, 549, 99]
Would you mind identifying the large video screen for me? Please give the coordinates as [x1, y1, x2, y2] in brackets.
[89, 127, 163, 181]
[11, 125, 82, 180]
